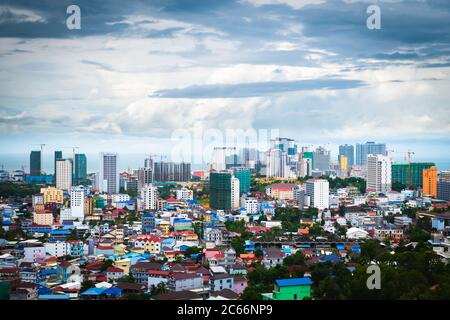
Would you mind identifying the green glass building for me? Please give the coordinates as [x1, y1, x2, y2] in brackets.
[75, 153, 87, 184]
[234, 169, 251, 195]
[391, 162, 435, 188]
[30, 150, 41, 176]
[209, 171, 232, 210]
[54, 151, 62, 179]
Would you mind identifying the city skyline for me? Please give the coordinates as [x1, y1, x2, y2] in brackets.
[0, 0, 450, 161]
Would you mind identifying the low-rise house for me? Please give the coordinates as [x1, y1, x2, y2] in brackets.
[232, 275, 247, 295]
[169, 272, 204, 292]
[106, 267, 124, 282]
[262, 278, 312, 300]
[209, 272, 234, 292]
[263, 247, 285, 269]
[130, 262, 161, 284]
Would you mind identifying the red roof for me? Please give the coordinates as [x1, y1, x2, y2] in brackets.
[148, 270, 171, 276]
[166, 197, 177, 202]
[106, 267, 123, 273]
[97, 245, 114, 250]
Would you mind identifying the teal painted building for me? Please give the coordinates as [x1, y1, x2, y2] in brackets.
[391, 162, 435, 188]
[263, 278, 312, 300]
[235, 169, 251, 195]
[75, 153, 87, 184]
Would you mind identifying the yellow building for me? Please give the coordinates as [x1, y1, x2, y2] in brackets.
[114, 258, 131, 275]
[423, 166, 437, 197]
[33, 212, 54, 225]
[41, 187, 64, 204]
[158, 220, 170, 233]
[340, 155, 348, 172]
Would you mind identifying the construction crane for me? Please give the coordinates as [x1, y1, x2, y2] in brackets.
[389, 149, 415, 189]
[61, 146, 80, 157]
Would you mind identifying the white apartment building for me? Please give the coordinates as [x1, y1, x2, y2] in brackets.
[141, 184, 158, 210]
[56, 159, 73, 191]
[305, 179, 330, 210]
[367, 154, 392, 194]
[45, 241, 68, 257]
[231, 176, 240, 210]
[266, 148, 289, 178]
[111, 193, 130, 203]
[176, 187, 194, 201]
[242, 198, 259, 214]
[70, 186, 85, 221]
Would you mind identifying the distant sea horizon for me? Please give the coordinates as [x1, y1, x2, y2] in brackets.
[0, 153, 449, 174]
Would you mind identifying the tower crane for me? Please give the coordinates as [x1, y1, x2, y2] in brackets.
[389, 149, 415, 189]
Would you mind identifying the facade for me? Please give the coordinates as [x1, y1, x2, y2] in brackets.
[176, 187, 193, 201]
[142, 213, 155, 234]
[70, 186, 86, 220]
[437, 181, 450, 201]
[45, 241, 68, 257]
[30, 150, 41, 176]
[265, 183, 296, 200]
[141, 184, 158, 210]
[41, 187, 63, 204]
[391, 162, 435, 189]
[33, 212, 53, 225]
[153, 161, 191, 182]
[339, 144, 354, 167]
[367, 154, 392, 194]
[74, 153, 87, 184]
[99, 153, 119, 194]
[355, 142, 386, 166]
[56, 159, 73, 191]
[54, 151, 62, 179]
[137, 167, 153, 190]
[209, 171, 232, 211]
[423, 166, 437, 197]
[305, 179, 329, 210]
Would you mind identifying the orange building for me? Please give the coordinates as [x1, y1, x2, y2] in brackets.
[423, 166, 437, 197]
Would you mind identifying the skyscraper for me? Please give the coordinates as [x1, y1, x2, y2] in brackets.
[355, 142, 386, 166]
[74, 153, 87, 185]
[313, 146, 330, 171]
[56, 159, 73, 190]
[30, 151, 41, 176]
[367, 154, 392, 194]
[209, 171, 232, 211]
[99, 153, 119, 194]
[266, 148, 288, 178]
[423, 166, 437, 197]
[338, 144, 354, 167]
[54, 151, 62, 179]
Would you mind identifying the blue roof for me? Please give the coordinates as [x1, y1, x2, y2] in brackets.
[51, 230, 71, 235]
[39, 269, 58, 276]
[275, 278, 312, 287]
[319, 254, 340, 262]
[81, 287, 106, 295]
[103, 287, 122, 296]
[38, 294, 70, 300]
[143, 213, 155, 218]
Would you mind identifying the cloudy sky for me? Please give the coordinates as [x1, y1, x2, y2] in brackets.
[0, 0, 449, 170]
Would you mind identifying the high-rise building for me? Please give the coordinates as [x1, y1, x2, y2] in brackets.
[30, 151, 41, 176]
[70, 186, 85, 220]
[437, 171, 450, 201]
[209, 171, 232, 211]
[391, 162, 435, 189]
[54, 151, 62, 179]
[313, 147, 330, 171]
[305, 179, 329, 210]
[138, 167, 153, 190]
[56, 159, 73, 191]
[266, 148, 288, 178]
[141, 184, 158, 210]
[231, 176, 240, 210]
[338, 144, 354, 167]
[234, 168, 251, 195]
[367, 154, 392, 194]
[211, 147, 236, 171]
[423, 166, 437, 197]
[99, 153, 119, 194]
[152, 161, 191, 182]
[355, 142, 386, 166]
[74, 153, 87, 184]
[339, 155, 348, 176]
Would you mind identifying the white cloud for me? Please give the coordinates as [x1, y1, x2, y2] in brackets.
[243, 0, 326, 10]
[0, 6, 46, 24]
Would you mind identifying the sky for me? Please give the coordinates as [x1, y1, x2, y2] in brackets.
[0, 0, 449, 171]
